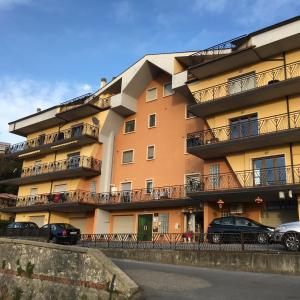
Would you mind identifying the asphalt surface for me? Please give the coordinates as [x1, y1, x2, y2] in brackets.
[113, 258, 300, 300]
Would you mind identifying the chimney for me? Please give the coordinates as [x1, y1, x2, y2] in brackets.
[100, 78, 107, 88]
[36, 108, 41, 113]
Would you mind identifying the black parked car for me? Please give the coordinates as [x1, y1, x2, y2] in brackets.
[208, 216, 274, 244]
[5, 222, 39, 236]
[40, 223, 80, 245]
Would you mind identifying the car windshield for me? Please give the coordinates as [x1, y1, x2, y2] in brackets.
[55, 223, 76, 229]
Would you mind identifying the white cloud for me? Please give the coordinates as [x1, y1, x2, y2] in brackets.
[0, 77, 93, 143]
[0, 0, 32, 11]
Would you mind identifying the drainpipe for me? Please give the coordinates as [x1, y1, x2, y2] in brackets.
[283, 52, 295, 184]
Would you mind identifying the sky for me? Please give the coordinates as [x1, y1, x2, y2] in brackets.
[0, 0, 300, 143]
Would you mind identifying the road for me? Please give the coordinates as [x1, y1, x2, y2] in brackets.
[113, 258, 300, 300]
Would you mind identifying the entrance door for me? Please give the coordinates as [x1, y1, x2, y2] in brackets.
[138, 214, 153, 241]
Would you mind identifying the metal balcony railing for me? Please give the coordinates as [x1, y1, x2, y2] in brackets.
[186, 165, 300, 193]
[20, 156, 101, 178]
[191, 35, 246, 57]
[16, 190, 99, 207]
[192, 60, 300, 103]
[98, 185, 188, 205]
[59, 95, 111, 113]
[14, 185, 189, 208]
[187, 110, 300, 147]
[5, 124, 99, 155]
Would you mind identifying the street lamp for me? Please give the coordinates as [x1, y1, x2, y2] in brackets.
[254, 196, 263, 204]
[217, 199, 224, 209]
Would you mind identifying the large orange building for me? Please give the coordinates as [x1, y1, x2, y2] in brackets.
[1, 17, 300, 239]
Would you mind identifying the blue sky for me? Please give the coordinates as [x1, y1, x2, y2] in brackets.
[0, 0, 300, 143]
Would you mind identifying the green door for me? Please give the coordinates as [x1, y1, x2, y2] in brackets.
[138, 214, 153, 241]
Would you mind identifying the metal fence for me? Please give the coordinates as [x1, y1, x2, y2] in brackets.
[192, 60, 300, 103]
[78, 233, 286, 252]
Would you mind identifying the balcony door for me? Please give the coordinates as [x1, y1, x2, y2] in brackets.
[228, 72, 256, 95]
[230, 114, 258, 140]
[253, 155, 286, 186]
[209, 164, 220, 190]
[121, 182, 132, 203]
[67, 152, 80, 169]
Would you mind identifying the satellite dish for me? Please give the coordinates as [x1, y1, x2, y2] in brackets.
[92, 117, 99, 126]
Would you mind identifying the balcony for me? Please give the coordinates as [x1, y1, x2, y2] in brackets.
[190, 60, 300, 117]
[97, 185, 197, 211]
[0, 190, 99, 213]
[4, 124, 99, 159]
[56, 94, 111, 121]
[0, 156, 101, 186]
[187, 110, 300, 159]
[186, 165, 300, 201]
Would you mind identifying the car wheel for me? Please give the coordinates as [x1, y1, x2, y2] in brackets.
[257, 233, 268, 244]
[284, 232, 300, 251]
[211, 233, 222, 244]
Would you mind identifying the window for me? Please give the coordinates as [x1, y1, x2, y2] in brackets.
[230, 114, 258, 139]
[186, 105, 196, 119]
[90, 181, 96, 194]
[67, 152, 80, 169]
[146, 87, 157, 101]
[158, 214, 169, 233]
[185, 173, 202, 192]
[38, 134, 45, 145]
[146, 179, 153, 194]
[209, 164, 220, 189]
[235, 217, 258, 227]
[163, 82, 174, 97]
[147, 145, 155, 160]
[124, 120, 135, 134]
[53, 184, 67, 193]
[33, 160, 42, 175]
[30, 188, 38, 195]
[253, 155, 286, 186]
[122, 150, 134, 164]
[148, 114, 156, 128]
[71, 124, 84, 137]
[228, 72, 256, 95]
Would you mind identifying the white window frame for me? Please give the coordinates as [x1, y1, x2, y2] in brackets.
[148, 113, 157, 128]
[146, 87, 158, 102]
[145, 179, 154, 194]
[185, 104, 196, 119]
[122, 149, 134, 165]
[124, 119, 136, 134]
[184, 138, 188, 155]
[146, 145, 155, 160]
[163, 82, 175, 97]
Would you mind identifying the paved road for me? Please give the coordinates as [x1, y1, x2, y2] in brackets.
[113, 258, 300, 300]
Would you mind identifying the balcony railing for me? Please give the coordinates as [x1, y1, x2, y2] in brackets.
[20, 156, 101, 178]
[187, 110, 300, 147]
[5, 123, 99, 155]
[59, 95, 111, 113]
[98, 185, 188, 205]
[191, 35, 246, 57]
[186, 165, 300, 193]
[192, 60, 300, 103]
[16, 190, 99, 207]
[15, 185, 189, 208]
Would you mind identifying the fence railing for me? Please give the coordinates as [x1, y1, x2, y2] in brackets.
[186, 165, 300, 192]
[78, 232, 284, 252]
[192, 60, 300, 103]
[59, 95, 111, 113]
[191, 35, 246, 57]
[20, 156, 101, 178]
[5, 124, 99, 155]
[187, 110, 300, 146]
[15, 185, 189, 208]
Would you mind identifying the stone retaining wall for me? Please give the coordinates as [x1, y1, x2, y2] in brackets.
[0, 238, 141, 300]
[102, 248, 300, 276]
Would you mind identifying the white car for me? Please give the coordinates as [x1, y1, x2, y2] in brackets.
[274, 221, 300, 251]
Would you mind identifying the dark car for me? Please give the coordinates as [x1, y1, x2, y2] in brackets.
[40, 223, 80, 245]
[5, 222, 39, 236]
[208, 216, 274, 244]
